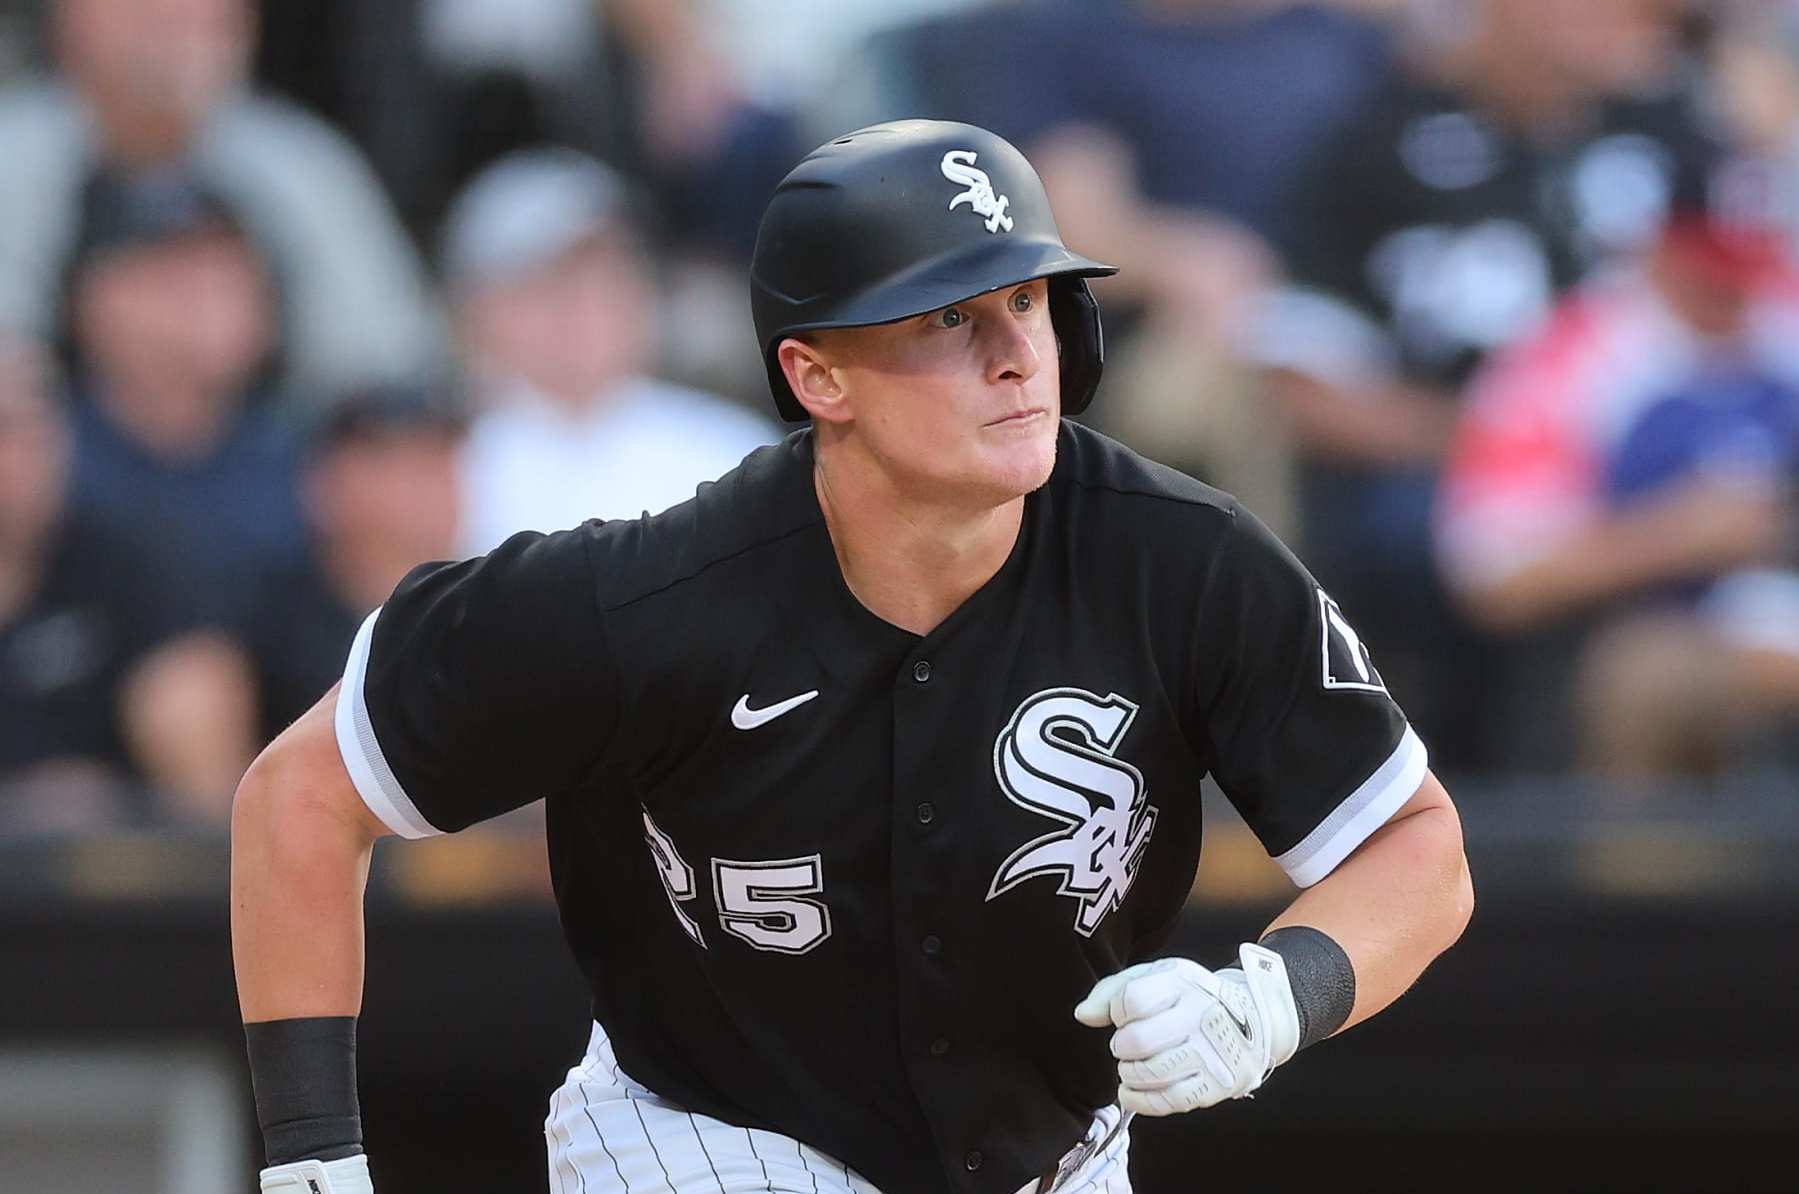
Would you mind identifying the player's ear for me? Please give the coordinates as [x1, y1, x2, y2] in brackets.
[778, 336, 851, 425]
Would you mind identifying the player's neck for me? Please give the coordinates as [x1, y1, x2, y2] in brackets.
[812, 451, 1024, 637]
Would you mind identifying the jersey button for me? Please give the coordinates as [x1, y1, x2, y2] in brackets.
[915, 801, 935, 825]
[912, 659, 931, 683]
[929, 1037, 950, 1057]
[964, 1150, 983, 1172]
[921, 935, 941, 957]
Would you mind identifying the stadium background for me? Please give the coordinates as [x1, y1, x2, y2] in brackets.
[0, 1, 1795, 1191]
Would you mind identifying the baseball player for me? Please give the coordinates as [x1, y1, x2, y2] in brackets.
[232, 120, 1473, 1194]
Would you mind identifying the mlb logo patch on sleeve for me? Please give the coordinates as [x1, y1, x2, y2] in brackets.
[1318, 589, 1388, 694]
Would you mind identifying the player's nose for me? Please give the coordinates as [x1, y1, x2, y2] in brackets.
[982, 308, 1042, 387]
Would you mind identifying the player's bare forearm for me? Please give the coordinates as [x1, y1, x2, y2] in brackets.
[231, 685, 387, 1023]
[1262, 768, 1472, 1034]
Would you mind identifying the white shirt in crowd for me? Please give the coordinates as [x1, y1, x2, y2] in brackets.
[458, 377, 782, 557]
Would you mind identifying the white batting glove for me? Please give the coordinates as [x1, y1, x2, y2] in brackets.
[1074, 943, 1301, 1116]
[260, 1155, 374, 1194]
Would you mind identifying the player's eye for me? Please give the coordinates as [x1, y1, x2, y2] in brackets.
[929, 305, 967, 329]
[1010, 289, 1035, 313]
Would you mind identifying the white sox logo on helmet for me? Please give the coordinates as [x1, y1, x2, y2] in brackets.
[986, 688, 1158, 936]
[941, 150, 1014, 233]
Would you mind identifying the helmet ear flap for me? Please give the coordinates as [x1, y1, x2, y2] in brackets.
[1049, 276, 1105, 416]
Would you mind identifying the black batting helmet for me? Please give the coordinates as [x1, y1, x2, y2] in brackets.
[750, 120, 1118, 423]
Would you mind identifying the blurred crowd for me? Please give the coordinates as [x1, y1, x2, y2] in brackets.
[0, 0, 1795, 837]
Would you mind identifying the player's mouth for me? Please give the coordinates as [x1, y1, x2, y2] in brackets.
[985, 407, 1048, 428]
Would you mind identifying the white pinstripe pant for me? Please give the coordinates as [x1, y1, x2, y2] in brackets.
[544, 1023, 1133, 1194]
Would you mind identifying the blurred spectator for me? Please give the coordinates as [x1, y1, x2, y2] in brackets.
[1251, 0, 1723, 770]
[63, 167, 305, 633]
[597, 0, 807, 263]
[246, 383, 464, 744]
[353, 0, 804, 261]
[1438, 192, 1799, 778]
[326, 0, 804, 403]
[0, 335, 253, 833]
[444, 148, 780, 556]
[0, 0, 441, 399]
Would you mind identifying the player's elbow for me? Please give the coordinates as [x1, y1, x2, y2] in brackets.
[231, 732, 304, 849]
[232, 686, 388, 856]
[1390, 779, 1475, 958]
[1423, 803, 1475, 957]
[1445, 841, 1475, 952]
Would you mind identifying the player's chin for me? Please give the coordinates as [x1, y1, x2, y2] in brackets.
[974, 423, 1057, 497]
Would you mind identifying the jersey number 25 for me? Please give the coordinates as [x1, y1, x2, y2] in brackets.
[642, 809, 833, 955]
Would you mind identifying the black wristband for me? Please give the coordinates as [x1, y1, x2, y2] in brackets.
[243, 1016, 364, 1166]
[1258, 926, 1356, 1052]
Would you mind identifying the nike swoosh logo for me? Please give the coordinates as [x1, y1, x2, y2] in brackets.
[731, 690, 819, 730]
[1223, 1004, 1254, 1041]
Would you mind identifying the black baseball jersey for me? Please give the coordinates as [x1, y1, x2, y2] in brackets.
[334, 421, 1426, 1194]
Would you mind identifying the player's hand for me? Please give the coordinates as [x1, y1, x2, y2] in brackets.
[260, 1155, 374, 1193]
[1073, 944, 1301, 1116]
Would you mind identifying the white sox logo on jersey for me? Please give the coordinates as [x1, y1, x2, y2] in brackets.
[986, 688, 1158, 937]
[941, 150, 1014, 233]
